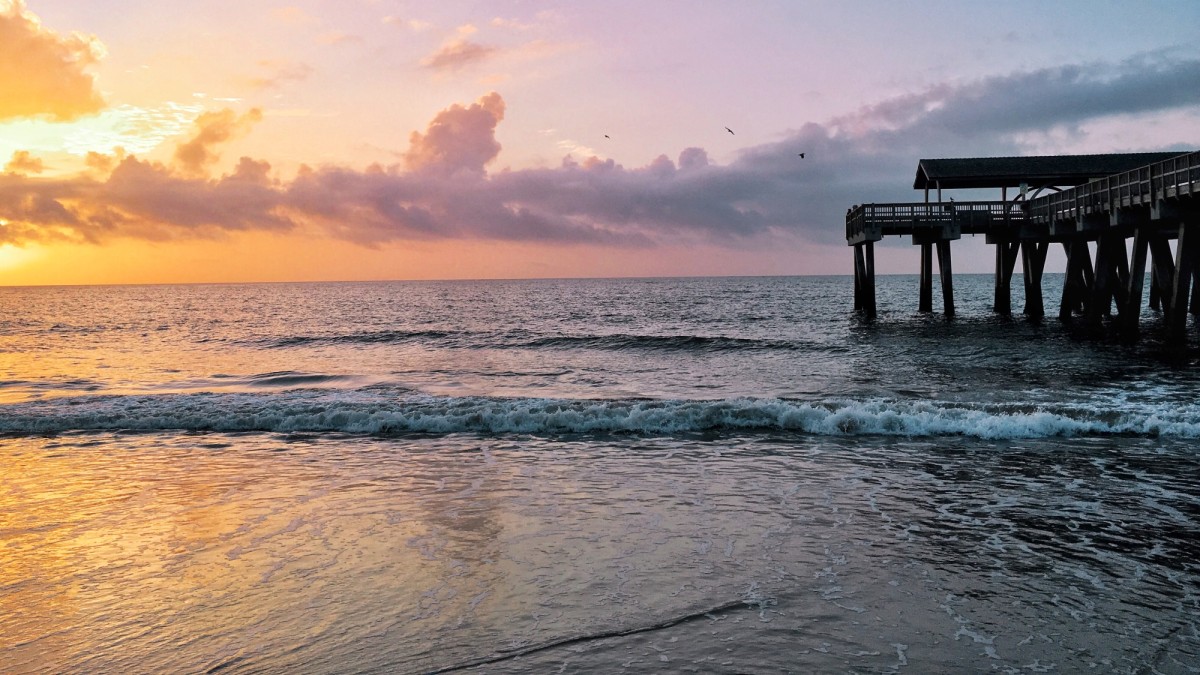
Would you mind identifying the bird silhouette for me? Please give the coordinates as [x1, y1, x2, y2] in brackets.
[798, 153, 805, 158]
[725, 126, 734, 135]
[604, 134, 611, 139]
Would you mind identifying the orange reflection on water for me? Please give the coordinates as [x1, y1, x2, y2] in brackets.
[0, 433, 512, 673]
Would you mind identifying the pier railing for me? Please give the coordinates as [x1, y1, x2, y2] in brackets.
[1028, 150, 1200, 224]
[846, 200, 1022, 244]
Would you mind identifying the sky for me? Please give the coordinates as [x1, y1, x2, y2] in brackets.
[1, 0, 1199, 285]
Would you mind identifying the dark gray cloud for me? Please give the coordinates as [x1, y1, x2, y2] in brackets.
[843, 52, 1200, 138]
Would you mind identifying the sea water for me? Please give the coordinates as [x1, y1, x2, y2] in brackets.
[1, 276, 1197, 673]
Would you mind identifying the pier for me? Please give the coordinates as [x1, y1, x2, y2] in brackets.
[847, 151, 1200, 343]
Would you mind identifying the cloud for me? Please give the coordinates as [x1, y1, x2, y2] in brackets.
[5, 150, 43, 175]
[247, 60, 314, 91]
[418, 21, 574, 74]
[84, 149, 124, 175]
[0, 154, 291, 245]
[270, 6, 316, 25]
[403, 92, 505, 176]
[0, 54, 1197, 253]
[173, 108, 264, 177]
[421, 38, 499, 71]
[836, 52, 1200, 140]
[318, 31, 363, 46]
[490, 17, 533, 31]
[491, 11, 562, 32]
[0, 0, 105, 121]
[383, 16, 432, 32]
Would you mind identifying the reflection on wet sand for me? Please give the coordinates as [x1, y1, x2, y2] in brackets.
[2, 432, 1198, 673]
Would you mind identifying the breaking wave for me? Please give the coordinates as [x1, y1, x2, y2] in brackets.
[2, 390, 1198, 439]
[253, 330, 815, 353]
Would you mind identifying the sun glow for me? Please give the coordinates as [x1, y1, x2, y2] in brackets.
[0, 103, 203, 167]
[0, 241, 41, 272]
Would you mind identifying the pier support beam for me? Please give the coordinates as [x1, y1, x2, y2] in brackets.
[854, 242, 876, 320]
[1149, 238, 1175, 312]
[1122, 228, 1151, 341]
[1021, 241, 1047, 318]
[1088, 231, 1130, 325]
[936, 240, 954, 317]
[1192, 272, 1200, 316]
[919, 243, 933, 313]
[1167, 222, 1198, 344]
[1060, 241, 1095, 319]
[854, 246, 861, 311]
[992, 240, 1020, 314]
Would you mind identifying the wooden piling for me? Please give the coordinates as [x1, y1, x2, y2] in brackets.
[864, 242, 876, 319]
[936, 240, 954, 317]
[993, 241, 1019, 315]
[1021, 241, 1047, 318]
[1088, 232, 1129, 323]
[1150, 238, 1176, 312]
[919, 243, 933, 313]
[1191, 272, 1200, 315]
[853, 244, 863, 311]
[1123, 228, 1150, 341]
[854, 243, 876, 319]
[1060, 241, 1095, 319]
[1168, 222, 1197, 342]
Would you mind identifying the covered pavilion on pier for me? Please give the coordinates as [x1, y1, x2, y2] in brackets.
[847, 150, 1200, 343]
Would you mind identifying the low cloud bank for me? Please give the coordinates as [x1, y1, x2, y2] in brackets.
[1, 53, 1198, 249]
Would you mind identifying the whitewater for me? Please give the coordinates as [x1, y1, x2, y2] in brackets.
[2, 276, 1198, 673]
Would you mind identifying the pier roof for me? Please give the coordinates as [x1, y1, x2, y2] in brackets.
[912, 152, 1189, 190]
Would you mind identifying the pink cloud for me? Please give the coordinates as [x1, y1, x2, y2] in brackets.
[421, 39, 499, 71]
[383, 16, 432, 32]
[174, 108, 264, 177]
[404, 92, 505, 176]
[318, 31, 363, 46]
[247, 60, 314, 91]
[1, 54, 1197, 255]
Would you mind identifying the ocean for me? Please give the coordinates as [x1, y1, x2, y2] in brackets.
[1, 275, 1197, 674]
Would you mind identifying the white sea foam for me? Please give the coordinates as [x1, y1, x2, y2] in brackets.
[1, 390, 1199, 439]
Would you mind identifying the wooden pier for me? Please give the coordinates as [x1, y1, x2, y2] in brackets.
[847, 151, 1200, 343]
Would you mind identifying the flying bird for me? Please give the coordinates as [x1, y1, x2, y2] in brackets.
[798, 153, 805, 158]
[604, 134, 611, 139]
[725, 126, 735, 135]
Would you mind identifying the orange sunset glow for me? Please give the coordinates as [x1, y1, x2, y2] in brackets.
[2, 0, 1199, 285]
[3, 4, 1200, 672]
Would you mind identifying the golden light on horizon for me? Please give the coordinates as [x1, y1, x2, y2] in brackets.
[0, 241, 41, 273]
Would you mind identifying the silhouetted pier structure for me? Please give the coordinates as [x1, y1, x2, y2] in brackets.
[847, 151, 1200, 343]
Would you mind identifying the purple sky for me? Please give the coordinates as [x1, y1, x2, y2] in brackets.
[1, 0, 1199, 283]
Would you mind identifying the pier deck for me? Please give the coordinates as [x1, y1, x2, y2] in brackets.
[846, 151, 1200, 343]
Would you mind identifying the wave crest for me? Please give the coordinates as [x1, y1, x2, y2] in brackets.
[253, 330, 813, 353]
[2, 391, 1197, 439]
